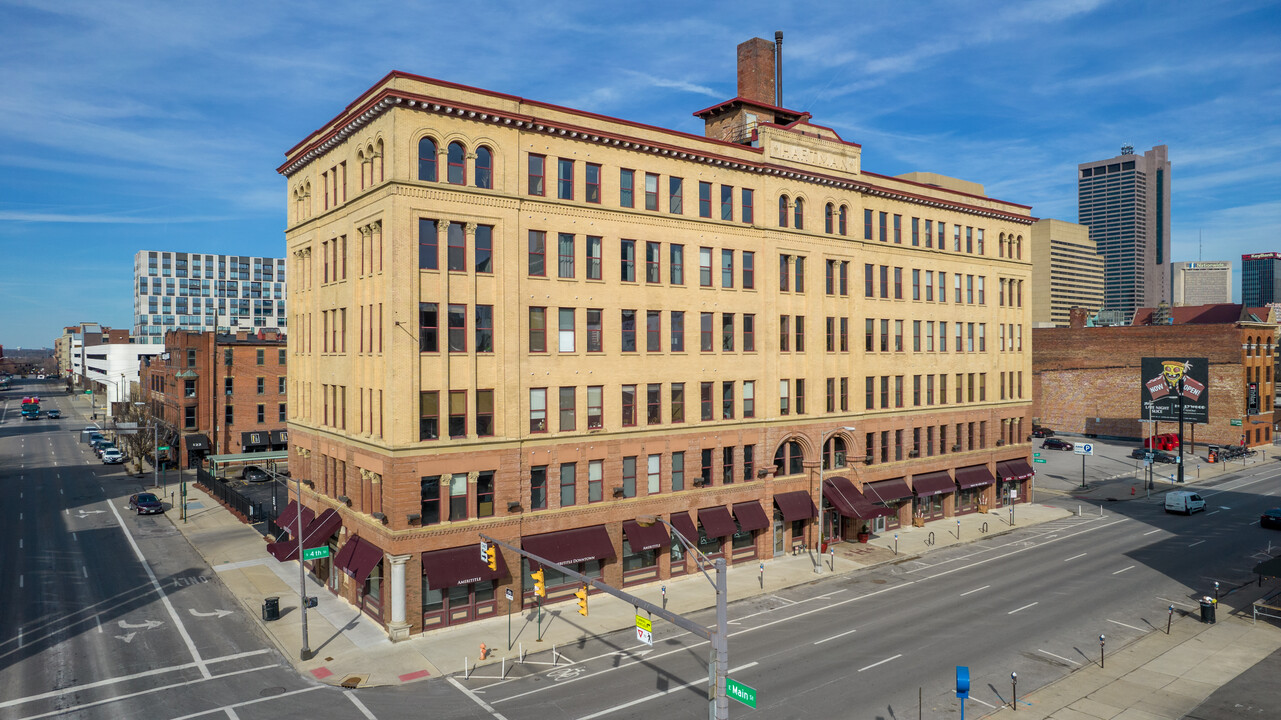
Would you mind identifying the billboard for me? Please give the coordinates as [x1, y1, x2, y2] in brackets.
[1141, 357, 1209, 423]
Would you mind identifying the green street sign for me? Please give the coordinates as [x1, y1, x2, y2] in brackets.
[1033, 452, 1041, 457]
[1230, 419, 1243, 426]
[302, 546, 330, 561]
[726, 678, 757, 709]
[158, 446, 171, 451]
[1033, 458, 1047, 464]
[84, 390, 92, 394]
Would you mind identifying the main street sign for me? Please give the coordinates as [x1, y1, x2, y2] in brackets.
[726, 678, 757, 709]
[1073, 443, 1094, 456]
[301, 546, 330, 561]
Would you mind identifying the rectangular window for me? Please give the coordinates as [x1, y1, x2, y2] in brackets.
[742, 314, 755, 351]
[475, 305, 493, 353]
[913, 320, 921, 352]
[880, 319, 889, 352]
[558, 158, 574, 200]
[939, 271, 947, 303]
[449, 390, 466, 438]
[647, 310, 662, 352]
[742, 380, 755, 418]
[840, 377, 848, 411]
[648, 454, 662, 494]
[419, 218, 438, 270]
[865, 264, 874, 297]
[722, 381, 735, 420]
[447, 303, 466, 352]
[447, 222, 466, 271]
[670, 177, 684, 214]
[671, 383, 685, 423]
[419, 302, 438, 352]
[420, 476, 441, 526]
[795, 256, 805, 293]
[672, 451, 685, 491]
[722, 313, 735, 351]
[419, 391, 439, 440]
[699, 247, 713, 287]
[925, 271, 934, 301]
[586, 309, 603, 352]
[587, 236, 602, 280]
[894, 267, 903, 299]
[620, 169, 634, 207]
[622, 457, 637, 498]
[701, 312, 714, 352]
[780, 379, 790, 415]
[893, 214, 902, 243]
[743, 445, 755, 481]
[721, 249, 734, 288]
[912, 269, 921, 300]
[587, 385, 603, 429]
[700, 449, 713, 486]
[529, 388, 547, 433]
[557, 233, 575, 278]
[621, 385, 636, 427]
[795, 315, 805, 352]
[839, 317, 849, 351]
[558, 387, 575, 431]
[475, 225, 493, 273]
[780, 315, 790, 352]
[621, 309, 636, 352]
[740, 251, 755, 289]
[698, 181, 711, 217]
[644, 173, 659, 211]
[911, 217, 920, 246]
[528, 154, 545, 196]
[645, 241, 661, 283]
[647, 383, 662, 425]
[701, 382, 714, 421]
[826, 317, 835, 352]
[557, 308, 575, 352]
[528, 230, 546, 276]
[531, 466, 547, 510]
[529, 307, 546, 353]
[741, 188, 754, 223]
[880, 376, 890, 409]
[879, 211, 888, 242]
[864, 209, 874, 239]
[671, 311, 685, 351]
[585, 163, 601, 203]
[620, 239, 635, 282]
[476, 390, 494, 437]
[722, 446, 734, 484]
[865, 377, 875, 410]
[588, 460, 603, 502]
[795, 379, 806, 414]
[924, 219, 933, 248]
[721, 185, 733, 221]
[880, 265, 889, 299]
[827, 377, 836, 413]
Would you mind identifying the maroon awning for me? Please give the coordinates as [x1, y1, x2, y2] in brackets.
[341, 537, 386, 586]
[863, 478, 913, 503]
[267, 537, 298, 562]
[522, 525, 616, 567]
[670, 512, 698, 545]
[698, 506, 737, 538]
[267, 508, 341, 562]
[731, 501, 770, 533]
[997, 460, 1034, 482]
[912, 471, 956, 497]
[957, 464, 997, 489]
[774, 490, 817, 522]
[333, 534, 357, 570]
[825, 477, 894, 519]
[274, 501, 315, 537]
[421, 543, 509, 590]
[623, 521, 670, 552]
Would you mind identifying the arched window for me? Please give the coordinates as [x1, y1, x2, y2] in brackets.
[475, 146, 493, 189]
[838, 205, 848, 236]
[447, 142, 466, 185]
[417, 137, 437, 182]
[778, 195, 789, 228]
[374, 138, 384, 182]
[773, 440, 805, 477]
[1016, 235, 1023, 259]
[794, 197, 805, 229]
[822, 437, 847, 470]
[825, 203, 834, 234]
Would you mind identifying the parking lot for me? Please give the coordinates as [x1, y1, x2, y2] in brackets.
[1027, 433, 1265, 496]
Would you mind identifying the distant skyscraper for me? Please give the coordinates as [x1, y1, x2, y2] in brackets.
[1171, 261, 1232, 306]
[1030, 218, 1104, 327]
[1077, 145, 1171, 325]
[133, 251, 287, 344]
[1242, 252, 1281, 307]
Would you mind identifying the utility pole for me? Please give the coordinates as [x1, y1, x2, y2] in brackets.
[1177, 378, 1186, 485]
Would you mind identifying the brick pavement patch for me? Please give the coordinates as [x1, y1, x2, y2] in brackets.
[398, 669, 431, 683]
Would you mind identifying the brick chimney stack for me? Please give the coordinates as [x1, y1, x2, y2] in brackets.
[1069, 307, 1089, 328]
[737, 38, 775, 106]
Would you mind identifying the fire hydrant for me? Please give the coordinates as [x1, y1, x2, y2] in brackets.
[479, 643, 489, 660]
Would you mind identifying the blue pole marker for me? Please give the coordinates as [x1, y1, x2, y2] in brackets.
[956, 665, 970, 720]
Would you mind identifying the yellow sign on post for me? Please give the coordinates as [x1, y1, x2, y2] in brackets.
[635, 614, 653, 646]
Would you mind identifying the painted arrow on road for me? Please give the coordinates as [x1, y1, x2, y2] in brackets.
[75, 510, 106, 518]
[115, 633, 136, 643]
[188, 608, 234, 619]
[117, 619, 163, 630]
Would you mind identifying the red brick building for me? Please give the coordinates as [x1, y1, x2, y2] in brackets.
[140, 330, 288, 467]
[1033, 304, 1277, 446]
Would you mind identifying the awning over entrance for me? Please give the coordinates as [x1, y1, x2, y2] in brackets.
[274, 501, 314, 538]
[997, 459, 1035, 482]
[912, 471, 956, 497]
[698, 506, 738, 538]
[862, 478, 913, 504]
[622, 521, 670, 552]
[241, 431, 269, 448]
[731, 501, 770, 533]
[267, 508, 340, 562]
[773, 490, 817, 522]
[336, 537, 384, 586]
[184, 434, 210, 452]
[269, 429, 289, 446]
[421, 543, 510, 590]
[956, 464, 997, 490]
[522, 525, 616, 567]
[825, 477, 895, 519]
[670, 512, 698, 545]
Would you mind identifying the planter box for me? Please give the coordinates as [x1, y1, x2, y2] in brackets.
[912, 516, 926, 528]
[857, 532, 870, 543]
[978, 503, 989, 514]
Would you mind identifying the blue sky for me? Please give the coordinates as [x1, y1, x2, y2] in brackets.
[2, 0, 1278, 348]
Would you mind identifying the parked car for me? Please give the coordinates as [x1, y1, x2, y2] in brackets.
[1130, 448, 1177, 463]
[127, 493, 164, 515]
[1261, 509, 1281, 530]
[242, 465, 270, 482]
[101, 448, 125, 464]
[47, 409, 62, 419]
[1165, 490, 1206, 515]
[1032, 427, 1055, 438]
[1042, 438, 1074, 451]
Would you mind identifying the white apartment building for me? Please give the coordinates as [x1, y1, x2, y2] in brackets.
[133, 251, 287, 344]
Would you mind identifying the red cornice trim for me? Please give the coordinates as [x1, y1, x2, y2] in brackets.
[691, 96, 806, 119]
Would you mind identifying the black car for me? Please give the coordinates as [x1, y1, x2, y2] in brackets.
[242, 465, 270, 482]
[1261, 509, 1281, 530]
[128, 493, 164, 515]
[47, 409, 61, 419]
[1032, 427, 1055, 438]
[1042, 438, 1074, 451]
[1130, 448, 1177, 463]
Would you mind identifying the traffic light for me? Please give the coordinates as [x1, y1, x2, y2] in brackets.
[485, 545, 497, 571]
[575, 584, 589, 616]
[531, 568, 546, 598]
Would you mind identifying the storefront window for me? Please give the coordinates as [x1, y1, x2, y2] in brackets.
[422, 582, 443, 613]
[364, 560, 382, 602]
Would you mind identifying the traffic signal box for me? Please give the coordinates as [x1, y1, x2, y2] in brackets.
[532, 568, 546, 598]
[485, 545, 497, 571]
[575, 585, 589, 616]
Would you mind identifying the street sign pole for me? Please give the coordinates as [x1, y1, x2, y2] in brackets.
[506, 588, 514, 651]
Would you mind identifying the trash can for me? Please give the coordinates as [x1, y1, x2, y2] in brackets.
[1199, 596, 1216, 624]
[262, 596, 280, 622]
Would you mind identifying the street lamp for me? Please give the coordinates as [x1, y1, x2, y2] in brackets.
[815, 426, 858, 575]
[264, 465, 312, 661]
[637, 514, 728, 720]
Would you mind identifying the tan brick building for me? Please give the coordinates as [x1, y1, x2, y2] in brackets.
[279, 39, 1036, 638]
[1032, 304, 1277, 445]
[140, 329, 288, 467]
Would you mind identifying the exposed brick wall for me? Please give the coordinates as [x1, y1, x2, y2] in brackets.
[736, 38, 775, 105]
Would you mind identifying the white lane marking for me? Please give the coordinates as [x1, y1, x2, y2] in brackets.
[858, 654, 902, 672]
[1064, 553, 1087, 562]
[1108, 619, 1145, 632]
[1189, 540, 1206, 548]
[16, 628, 21, 648]
[1112, 565, 1135, 575]
[18, 513, 22, 521]
[448, 677, 511, 720]
[0, 654, 275, 712]
[814, 627, 858, 645]
[1008, 602, 1039, 615]
[970, 696, 997, 708]
[1207, 510, 1221, 516]
[771, 594, 798, 605]
[1160, 597, 1196, 609]
[1143, 529, 1161, 536]
[105, 499, 210, 678]
[72, 532, 77, 541]
[82, 566, 88, 578]
[961, 585, 990, 596]
[344, 690, 378, 719]
[1038, 649, 1078, 665]
[95, 615, 102, 633]
[573, 663, 759, 720]
[18, 575, 22, 589]
[814, 589, 847, 599]
[18, 539, 22, 549]
[224, 709, 240, 720]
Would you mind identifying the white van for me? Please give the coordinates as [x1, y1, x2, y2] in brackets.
[1165, 490, 1206, 515]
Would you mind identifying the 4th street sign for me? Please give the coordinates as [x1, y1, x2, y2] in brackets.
[726, 678, 757, 709]
[301, 546, 329, 561]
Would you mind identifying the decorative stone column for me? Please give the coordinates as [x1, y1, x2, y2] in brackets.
[387, 553, 412, 642]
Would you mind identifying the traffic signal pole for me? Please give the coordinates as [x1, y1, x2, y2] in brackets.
[479, 533, 729, 719]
